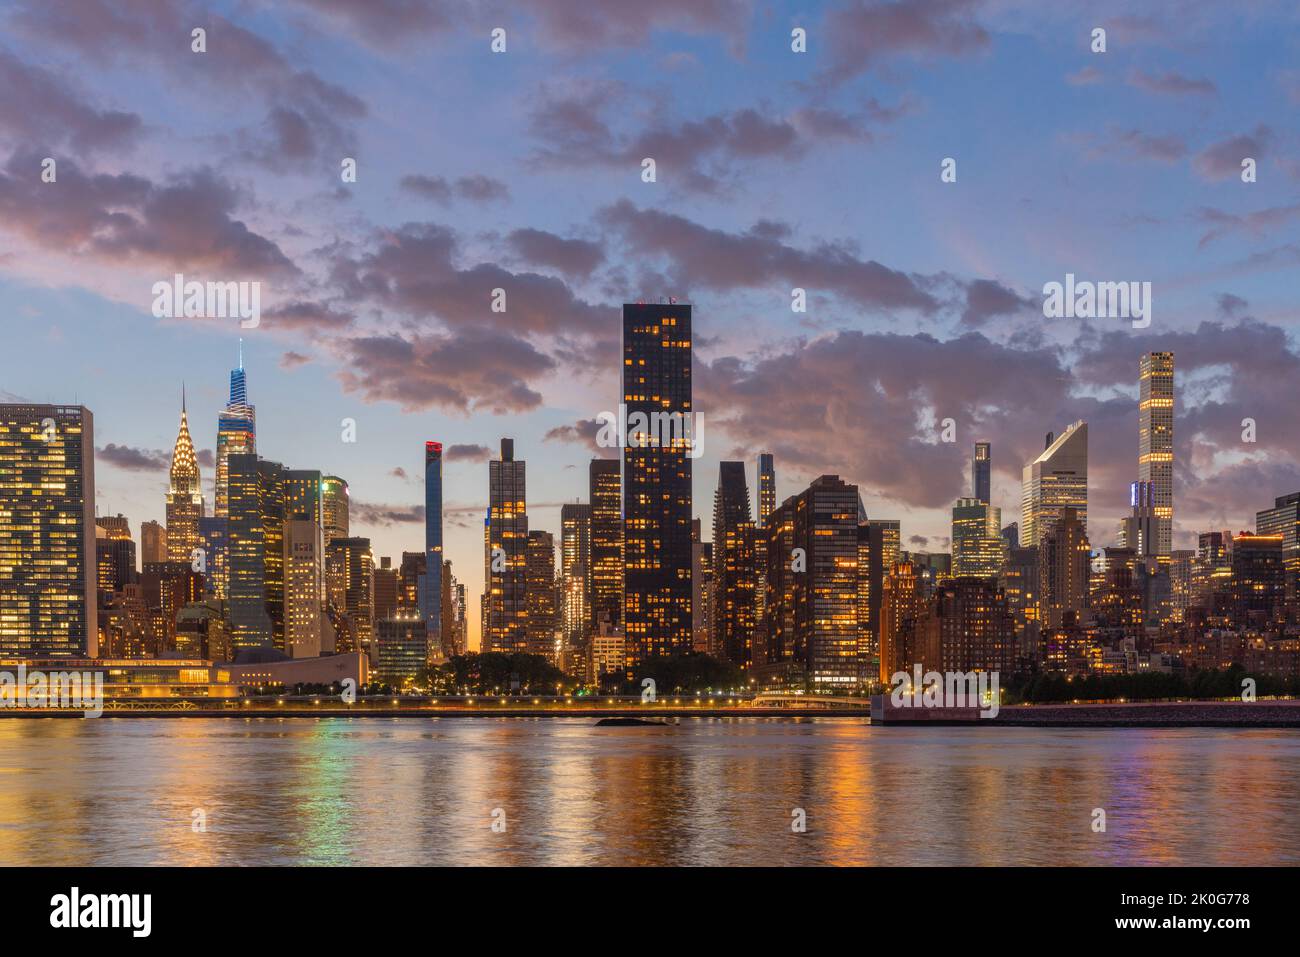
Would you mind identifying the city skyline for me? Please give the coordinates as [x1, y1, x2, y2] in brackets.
[2, 2, 1299, 654]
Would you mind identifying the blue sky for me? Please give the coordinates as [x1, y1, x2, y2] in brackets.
[2, 0, 1298, 648]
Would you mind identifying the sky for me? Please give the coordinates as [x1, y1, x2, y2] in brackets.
[1, 0, 1298, 651]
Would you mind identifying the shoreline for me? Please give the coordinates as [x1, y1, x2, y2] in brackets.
[2, 700, 1299, 726]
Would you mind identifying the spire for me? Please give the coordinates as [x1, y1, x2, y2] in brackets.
[170, 388, 199, 493]
[238, 338, 243, 371]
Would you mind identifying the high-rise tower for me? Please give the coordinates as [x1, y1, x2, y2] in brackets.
[1021, 421, 1088, 548]
[758, 453, 776, 528]
[622, 302, 693, 670]
[972, 442, 991, 505]
[1138, 352, 1174, 561]
[483, 439, 528, 653]
[0, 404, 98, 656]
[712, 461, 756, 668]
[215, 343, 256, 519]
[166, 388, 205, 565]
[421, 442, 443, 649]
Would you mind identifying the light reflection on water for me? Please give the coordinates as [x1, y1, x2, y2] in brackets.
[0, 717, 1295, 866]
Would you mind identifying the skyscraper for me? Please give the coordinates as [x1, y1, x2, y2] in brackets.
[165, 390, 204, 564]
[879, 559, 924, 685]
[622, 301, 693, 670]
[1039, 506, 1090, 630]
[1021, 421, 1088, 548]
[758, 453, 776, 528]
[951, 497, 1004, 578]
[712, 461, 757, 668]
[972, 441, 991, 505]
[283, 518, 326, 658]
[227, 454, 284, 651]
[1138, 352, 1174, 561]
[588, 458, 622, 632]
[759, 475, 861, 691]
[0, 404, 98, 656]
[1256, 492, 1300, 608]
[421, 442, 443, 646]
[484, 438, 528, 653]
[141, 520, 167, 565]
[1120, 480, 1158, 559]
[321, 475, 349, 544]
[560, 503, 591, 645]
[525, 530, 558, 661]
[327, 537, 375, 661]
[214, 344, 256, 520]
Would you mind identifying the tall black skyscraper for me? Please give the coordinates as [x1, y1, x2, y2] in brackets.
[622, 302, 693, 670]
[588, 458, 622, 632]
[973, 441, 991, 506]
[712, 461, 756, 668]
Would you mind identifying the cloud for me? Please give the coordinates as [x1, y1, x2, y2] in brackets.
[528, 83, 872, 193]
[280, 350, 312, 368]
[400, 173, 510, 204]
[328, 221, 608, 339]
[1073, 127, 1187, 163]
[444, 443, 492, 462]
[1126, 69, 1216, 97]
[350, 500, 425, 526]
[1193, 126, 1271, 181]
[1065, 66, 1103, 86]
[1194, 202, 1300, 248]
[98, 443, 168, 471]
[818, 0, 991, 87]
[332, 329, 556, 414]
[0, 49, 142, 152]
[0, 154, 297, 276]
[543, 418, 607, 455]
[507, 228, 605, 278]
[598, 200, 941, 314]
[960, 279, 1035, 327]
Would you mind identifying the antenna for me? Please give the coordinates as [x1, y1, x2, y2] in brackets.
[238, 337, 244, 371]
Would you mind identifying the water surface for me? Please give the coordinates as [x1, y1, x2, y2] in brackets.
[0, 717, 1294, 865]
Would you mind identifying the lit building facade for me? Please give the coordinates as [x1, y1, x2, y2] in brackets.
[525, 530, 557, 661]
[951, 497, 1004, 579]
[421, 442, 443, 646]
[321, 475, 349, 544]
[622, 302, 693, 670]
[712, 461, 757, 669]
[1021, 420, 1088, 548]
[1138, 352, 1174, 560]
[483, 439, 528, 653]
[759, 476, 860, 691]
[0, 404, 98, 656]
[588, 458, 622, 632]
[214, 350, 256, 521]
[165, 393, 204, 565]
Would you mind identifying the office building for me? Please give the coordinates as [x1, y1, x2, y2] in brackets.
[421, 442, 443, 646]
[972, 441, 991, 505]
[622, 301, 693, 670]
[1021, 420, 1088, 548]
[0, 404, 98, 655]
[1138, 352, 1174, 560]
[483, 439, 528, 653]
[321, 475, 349, 544]
[951, 497, 1004, 579]
[165, 391, 204, 564]
[712, 461, 757, 668]
[588, 458, 622, 632]
[214, 347, 257, 523]
[525, 530, 557, 660]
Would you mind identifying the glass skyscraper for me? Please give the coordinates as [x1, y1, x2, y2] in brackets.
[0, 404, 98, 656]
[622, 302, 693, 670]
[1138, 352, 1174, 561]
[421, 441, 443, 649]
